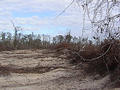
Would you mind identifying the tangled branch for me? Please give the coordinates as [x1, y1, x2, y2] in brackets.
[71, 43, 112, 62]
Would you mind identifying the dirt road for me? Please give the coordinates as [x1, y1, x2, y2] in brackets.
[0, 49, 112, 90]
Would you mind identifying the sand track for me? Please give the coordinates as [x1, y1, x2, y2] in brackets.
[0, 49, 114, 90]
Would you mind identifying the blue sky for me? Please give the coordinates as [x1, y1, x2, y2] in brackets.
[0, 0, 93, 37]
[12, 11, 57, 18]
[0, 0, 119, 39]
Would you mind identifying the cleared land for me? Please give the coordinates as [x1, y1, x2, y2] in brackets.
[0, 49, 116, 90]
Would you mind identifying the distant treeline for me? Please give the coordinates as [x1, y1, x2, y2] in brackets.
[0, 29, 93, 51]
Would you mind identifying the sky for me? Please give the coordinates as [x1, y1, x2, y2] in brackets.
[0, 0, 92, 37]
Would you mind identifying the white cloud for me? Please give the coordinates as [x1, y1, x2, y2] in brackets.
[0, 0, 72, 12]
[0, 0, 92, 36]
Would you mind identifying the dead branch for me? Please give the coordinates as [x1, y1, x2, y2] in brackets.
[114, 56, 120, 64]
[56, 0, 75, 18]
[71, 43, 112, 62]
[103, 57, 110, 73]
[92, 13, 120, 24]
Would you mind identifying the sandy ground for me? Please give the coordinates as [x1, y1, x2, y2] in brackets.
[0, 49, 116, 90]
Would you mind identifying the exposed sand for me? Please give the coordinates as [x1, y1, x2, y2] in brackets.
[0, 49, 115, 90]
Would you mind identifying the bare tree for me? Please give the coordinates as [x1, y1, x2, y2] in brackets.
[76, 0, 120, 40]
[65, 32, 72, 43]
[11, 20, 22, 48]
